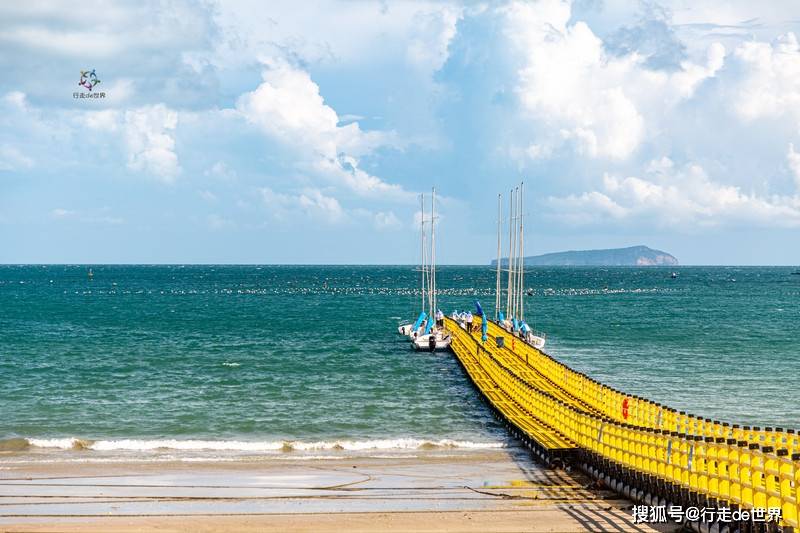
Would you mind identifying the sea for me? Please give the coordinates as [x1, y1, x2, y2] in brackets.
[1, 265, 798, 462]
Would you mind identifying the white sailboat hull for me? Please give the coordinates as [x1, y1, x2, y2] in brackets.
[498, 320, 547, 349]
[412, 332, 452, 352]
[397, 323, 414, 336]
[528, 335, 546, 350]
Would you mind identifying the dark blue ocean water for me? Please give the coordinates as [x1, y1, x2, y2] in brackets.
[0, 265, 797, 457]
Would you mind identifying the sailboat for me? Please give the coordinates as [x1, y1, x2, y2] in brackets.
[496, 183, 546, 350]
[398, 194, 429, 338]
[412, 188, 451, 352]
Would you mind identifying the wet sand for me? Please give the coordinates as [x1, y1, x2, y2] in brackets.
[0, 448, 673, 532]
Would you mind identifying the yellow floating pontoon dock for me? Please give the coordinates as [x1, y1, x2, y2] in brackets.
[445, 316, 800, 532]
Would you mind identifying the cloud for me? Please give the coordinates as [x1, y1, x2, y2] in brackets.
[204, 161, 236, 181]
[406, 5, 462, 72]
[354, 208, 403, 231]
[730, 32, 800, 122]
[3, 91, 28, 110]
[372, 210, 402, 230]
[0, 91, 72, 170]
[212, 1, 462, 73]
[236, 58, 388, 157]
[1, 94, 185, 184]
[51, 208, 76, 218]
[503, 0, 725, 161]
[0, 3, 210, 57]
[85, 110, 121, 132]
[548, 157, 800, 228]
[259, 186, 404, 230]
[312, 156, 410, 200]
[788, 143, 800, 191]
[49, 207, 123, 225]
[199, 190, 217, 202]
[604, 9, 687, 71]
[7, 0, 800, 265]
[260, 186, 344, 224]
[338, 114, 366, 123]
[237, 59, 412, 200]
[296, 188, 345, 222]
[0, 144, 34, 171]
[0, 2, 217, 108]
[123, 104, 180, 182]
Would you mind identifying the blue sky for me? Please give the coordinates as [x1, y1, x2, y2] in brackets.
[2, 0, 800, 264]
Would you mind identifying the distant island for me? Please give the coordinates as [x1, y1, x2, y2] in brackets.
[491, 245, 679, 266]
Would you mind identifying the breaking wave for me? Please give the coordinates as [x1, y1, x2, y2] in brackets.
[17, 437, 505, 453]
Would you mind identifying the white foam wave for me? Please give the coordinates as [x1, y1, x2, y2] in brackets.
[92, 439, 286, 452]
[292, 439, 505, 451]
[27, 438, 505, 453]
[28, 438, 84, 449]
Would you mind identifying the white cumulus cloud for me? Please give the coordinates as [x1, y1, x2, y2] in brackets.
[731, 32, 800, 122]
[406, 5, 462, 73]
[237, 59, 411, 201]
[549, 158, 800, 228]
[504, 0, 725, 161]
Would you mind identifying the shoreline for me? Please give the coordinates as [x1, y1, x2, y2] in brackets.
[0, 448, 670, 532]
[0, 436, 508, 455]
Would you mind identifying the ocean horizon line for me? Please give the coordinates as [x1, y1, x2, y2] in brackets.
[1, 263, 799, 268]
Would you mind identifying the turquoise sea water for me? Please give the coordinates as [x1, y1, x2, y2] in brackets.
[0, 265, 798, 458]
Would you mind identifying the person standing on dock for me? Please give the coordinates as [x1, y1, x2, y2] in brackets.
[435, 309, 444, 328]
[466, 311, 473, 332]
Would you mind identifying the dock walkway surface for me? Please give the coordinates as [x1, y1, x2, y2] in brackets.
[445, 316, 800, 533]
[0, 453, 670, 533]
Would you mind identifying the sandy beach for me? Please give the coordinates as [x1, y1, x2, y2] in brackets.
[0, 447, 673, 532]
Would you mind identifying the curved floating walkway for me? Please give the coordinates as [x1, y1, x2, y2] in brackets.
[445, 316, 800, 532]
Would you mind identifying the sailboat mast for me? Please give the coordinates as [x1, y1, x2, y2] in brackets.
[426, 203, 432, 320]
[512, 186, 518, 321]
[506, 188, 514, 319]
[495, 193, 502, 321]
[519, 182, 525, 323]
[419, 194, 425, 314]
[515, 186, 522, 319]
[518, 185, 524, 321]
[430, 188, 436, 319]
